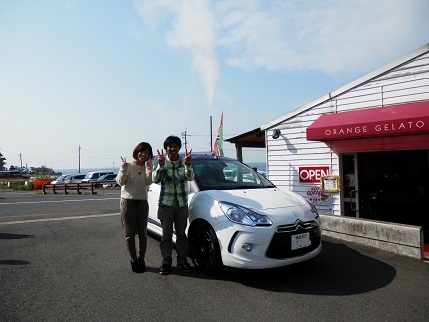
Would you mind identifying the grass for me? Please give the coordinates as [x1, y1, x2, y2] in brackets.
[0, 178, 34, 191]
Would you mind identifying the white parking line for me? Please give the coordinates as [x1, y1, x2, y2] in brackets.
[0, 213, 121, 226]
[0, 197, 119, 205]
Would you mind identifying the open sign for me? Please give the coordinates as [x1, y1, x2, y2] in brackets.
[299, 166, 330, 183]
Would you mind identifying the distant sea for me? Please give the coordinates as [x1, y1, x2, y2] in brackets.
[56, 162, 266, 175]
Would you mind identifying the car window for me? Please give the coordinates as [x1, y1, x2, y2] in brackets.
[53, 175, 66, 182]
[193, 159, 274, 190]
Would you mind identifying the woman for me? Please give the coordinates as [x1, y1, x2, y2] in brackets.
[116, 142, 153, 273]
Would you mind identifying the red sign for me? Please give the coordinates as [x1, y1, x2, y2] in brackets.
[306, 101, 429, 141]
[299, 166, 330, 183]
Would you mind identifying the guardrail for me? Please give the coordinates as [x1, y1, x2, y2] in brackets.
[42, 180, 118, 195]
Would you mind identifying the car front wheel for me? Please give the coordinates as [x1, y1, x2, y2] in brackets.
[189, 222, 223, 274]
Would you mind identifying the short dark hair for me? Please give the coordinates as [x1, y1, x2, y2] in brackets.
[163, 135, 182, 149]
[133, 142, 153, 160]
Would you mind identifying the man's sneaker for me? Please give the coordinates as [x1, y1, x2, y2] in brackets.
[131, 260, 144, 273]
[137, 257, 146, 272]
[159, 264, 171, 275]
[177, 262, 192, 272]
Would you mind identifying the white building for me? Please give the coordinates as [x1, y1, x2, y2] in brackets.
[227, 43, 429, 258]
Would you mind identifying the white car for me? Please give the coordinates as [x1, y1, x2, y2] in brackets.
[51, 174, 85, 184]
[64, 174, 86, 183]
[96, 174, 118, 188]
[51, 174, 71, 184]
[81, 171, 114, 183]
[51, 174, 69, 184]
[147, 154, 322, 274]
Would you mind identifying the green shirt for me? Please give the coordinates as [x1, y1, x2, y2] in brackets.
[152, 156, 194, 207]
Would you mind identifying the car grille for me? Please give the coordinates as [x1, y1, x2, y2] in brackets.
[266, 220, 321, 259]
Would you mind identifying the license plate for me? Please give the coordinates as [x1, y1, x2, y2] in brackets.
[291, 232, 311, 250]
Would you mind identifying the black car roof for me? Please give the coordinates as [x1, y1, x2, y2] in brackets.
[154, 152, 236, 160]
[186, 153, 236, 161]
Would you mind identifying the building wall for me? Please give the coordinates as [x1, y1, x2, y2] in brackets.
[267, 51, 429, 215]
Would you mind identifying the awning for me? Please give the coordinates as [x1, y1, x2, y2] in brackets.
[224, 127, 265, 162]
[225, 127, 265, 148]
[306, 101, 429, 141]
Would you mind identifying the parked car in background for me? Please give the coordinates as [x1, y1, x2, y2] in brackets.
[147, 154, 322, 274]
[64, 174, 86, 183]
[51, 174, 69, 184]
[81, 171, 114, 183]
[51, 173, 86, 184]
[96, 173, 118, 188]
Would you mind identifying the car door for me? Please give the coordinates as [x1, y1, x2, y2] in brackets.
[147, 183, 163, 236]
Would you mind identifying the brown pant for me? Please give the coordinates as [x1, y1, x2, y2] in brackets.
[120, 198, 149, 261]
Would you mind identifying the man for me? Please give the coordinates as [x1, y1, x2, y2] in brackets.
[153, 135, 194, 275]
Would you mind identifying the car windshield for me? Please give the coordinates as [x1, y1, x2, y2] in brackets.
[193, 158, 275, 191]
[99, 174, 116, 180]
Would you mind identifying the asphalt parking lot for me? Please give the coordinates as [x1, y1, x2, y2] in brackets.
[1, 190, 429, 321]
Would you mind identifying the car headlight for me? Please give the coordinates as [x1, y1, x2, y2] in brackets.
[306, 199, 319, 219]
[218, 201, 272, 227]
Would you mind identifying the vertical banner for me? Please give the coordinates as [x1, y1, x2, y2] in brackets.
[214, 111, 224, 156]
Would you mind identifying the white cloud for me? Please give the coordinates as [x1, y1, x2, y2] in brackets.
[134, 0, 428, 105]
[135, 0, 218, 107]
[216, 0, 428, 74]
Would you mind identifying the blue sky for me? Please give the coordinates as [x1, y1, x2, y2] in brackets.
[1, 0, 428, 171]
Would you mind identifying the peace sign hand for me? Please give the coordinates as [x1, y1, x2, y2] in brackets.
[157, 149, 165, 166]
[120, 156, 128, 166]
[146, 156, 153, 166]
[184, 149, 192, 165]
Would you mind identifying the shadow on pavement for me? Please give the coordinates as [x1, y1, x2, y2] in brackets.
[191, 238, 396, 296]
[0, 232, 35, 239]
[0, 259, 30, 265]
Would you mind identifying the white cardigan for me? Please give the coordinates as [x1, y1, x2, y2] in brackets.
[116, 161, 153, 200]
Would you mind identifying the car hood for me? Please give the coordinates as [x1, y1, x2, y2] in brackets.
[202, 188, 307, 211]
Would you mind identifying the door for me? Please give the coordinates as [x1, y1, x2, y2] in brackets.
[341, 154, 359, 217]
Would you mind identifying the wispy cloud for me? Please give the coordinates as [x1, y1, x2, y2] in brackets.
[216, 0, 427, 74]
[134, 0, 218, 107]
[135, 0, 428, 104]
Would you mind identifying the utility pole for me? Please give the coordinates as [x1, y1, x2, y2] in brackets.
[78, 145, 81, 173]
[19, 153, 22, 170]
[181, 130, 188, 150]
[210, 116, 213, 152]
